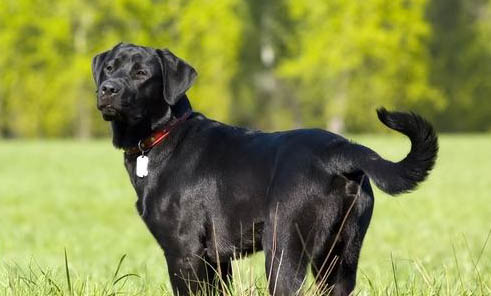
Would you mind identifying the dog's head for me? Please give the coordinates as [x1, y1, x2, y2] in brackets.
[92, 43, 197, 126]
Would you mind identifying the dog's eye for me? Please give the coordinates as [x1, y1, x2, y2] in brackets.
[105, 65, 113, 72]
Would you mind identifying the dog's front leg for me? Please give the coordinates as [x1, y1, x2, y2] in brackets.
[165, 252, 225, 296]
[141, 220, 215, 295]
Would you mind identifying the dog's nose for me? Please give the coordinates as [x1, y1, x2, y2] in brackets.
[100, 81, 120, 96]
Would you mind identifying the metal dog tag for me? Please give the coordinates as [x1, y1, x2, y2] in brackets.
[136, 155, 149, 177]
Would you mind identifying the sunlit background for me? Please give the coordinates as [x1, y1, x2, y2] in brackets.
[1, 0, 491, 138]
[0, 0, 490, 295]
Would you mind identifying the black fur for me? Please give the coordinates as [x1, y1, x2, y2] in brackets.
[332, 108, 438, 195]
[92, 43, 438, 296]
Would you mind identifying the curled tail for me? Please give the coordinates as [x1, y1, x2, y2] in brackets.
[337, 108, 438, 195]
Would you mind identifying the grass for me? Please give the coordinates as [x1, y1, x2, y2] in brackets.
[0, 134, 490, 295]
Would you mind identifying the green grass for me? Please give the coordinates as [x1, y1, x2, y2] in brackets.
[0, 135, 490, 295]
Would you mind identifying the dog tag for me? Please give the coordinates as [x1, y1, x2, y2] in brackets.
[136, 155, 149, 177]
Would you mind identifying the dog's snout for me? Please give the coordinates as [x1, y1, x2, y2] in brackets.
[97, 100, 111, 110]
[100, 81, 121, 95]
[98, 81, 122, 111]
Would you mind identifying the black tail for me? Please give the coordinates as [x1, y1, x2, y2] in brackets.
[337, 108, 438, 195]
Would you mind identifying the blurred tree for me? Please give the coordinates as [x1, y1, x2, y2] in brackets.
[0, 0, 75, 137]
[278, 0, 443, 132]
[0, 0, 243, 137]
[230, 0, 300, 130]
[171, 0, 244, 123]
[427, 0, 491, 131]
[0, 0, 490, 137]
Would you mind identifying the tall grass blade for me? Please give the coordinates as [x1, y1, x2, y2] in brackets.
[451, 243, 464, 291]
[64, 248, 72, 295]
[475, 228, 491, 266]
[112, 254, 127, 283]
[113, 273, 140, 286]
[462, 234, 485, 295]
[390, 253, 399, 296]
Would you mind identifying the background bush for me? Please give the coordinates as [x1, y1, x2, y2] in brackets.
[0, 0, 490, 137]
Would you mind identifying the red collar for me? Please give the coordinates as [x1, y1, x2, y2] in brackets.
[124, 111, 192, 156]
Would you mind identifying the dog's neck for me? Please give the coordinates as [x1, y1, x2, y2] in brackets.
[111, 119, 153, 149]
[111, 96, 193, 149]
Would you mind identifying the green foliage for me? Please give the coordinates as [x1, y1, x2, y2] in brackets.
[0, 0, 490, 137]
[278, 0, 443, 131]
[0, 0, 244, 137]
[427, 0, 491, 132]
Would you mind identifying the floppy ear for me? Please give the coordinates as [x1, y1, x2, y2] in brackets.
[91, 50, 109, 87]
[156, 49, 197, 106]
[92, 43, 127, 86]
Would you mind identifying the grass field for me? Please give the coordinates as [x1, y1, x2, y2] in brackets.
[0, 135, 490, 295]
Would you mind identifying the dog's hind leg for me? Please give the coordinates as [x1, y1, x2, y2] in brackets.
[311, 174, 374, 296]
[263, 226, 310, 295]
[206, 260, 233, 295]
[311, 229, 362, 296]
[262, 200, 319, 296]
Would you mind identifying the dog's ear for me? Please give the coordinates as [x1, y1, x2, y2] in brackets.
[92, 43, 126, 86]
[155, 49, 197, 106]
[91, 50, 110, 87]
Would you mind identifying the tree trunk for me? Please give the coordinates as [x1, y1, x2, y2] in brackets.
[74, 13, 91, 139]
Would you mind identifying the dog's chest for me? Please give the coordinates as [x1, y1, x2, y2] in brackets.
[124, 156, 157, 216]
[123, 154, 197, 221]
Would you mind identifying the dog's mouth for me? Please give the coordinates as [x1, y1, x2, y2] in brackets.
[101, 106, 120, 121]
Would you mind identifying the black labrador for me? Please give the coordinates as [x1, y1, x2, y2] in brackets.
[92, 43, 438, 296]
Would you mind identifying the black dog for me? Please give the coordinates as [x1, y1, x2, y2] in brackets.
[92, 43, 437, 296]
